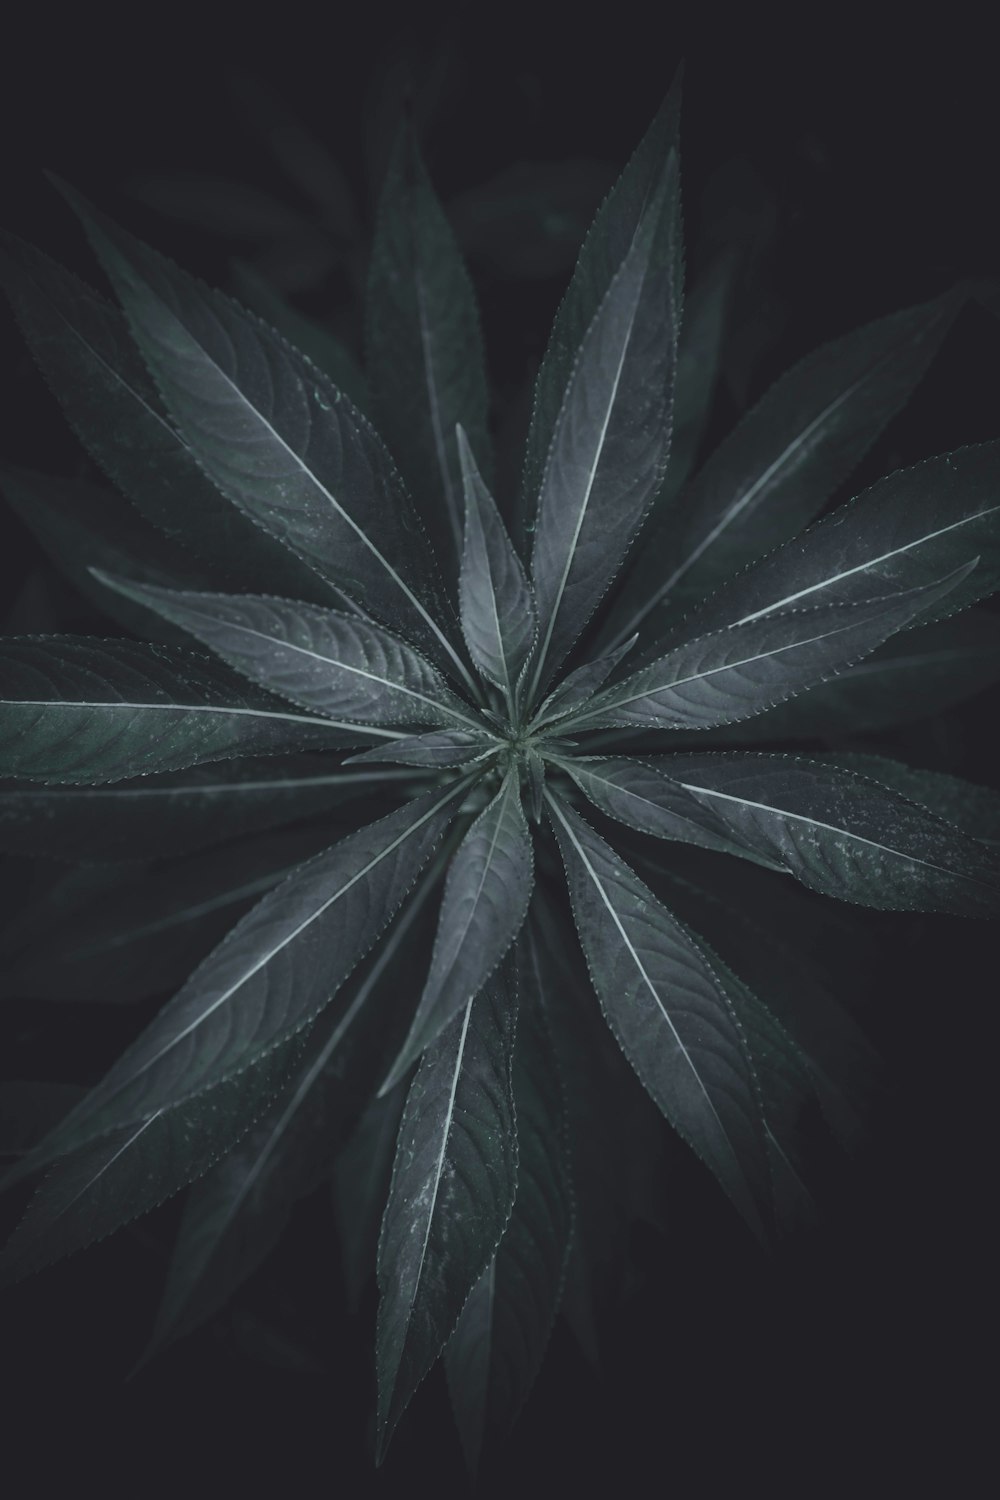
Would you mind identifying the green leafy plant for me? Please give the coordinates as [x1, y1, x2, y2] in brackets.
[1, 77, 999, 1476]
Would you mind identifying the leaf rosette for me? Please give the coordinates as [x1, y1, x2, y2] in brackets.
[1, 75, 998, 1474]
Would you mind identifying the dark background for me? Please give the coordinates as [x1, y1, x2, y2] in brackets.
[0, 7, 996, 1493]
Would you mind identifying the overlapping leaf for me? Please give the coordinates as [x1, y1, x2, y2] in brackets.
[344, 728, 498, 770]
[658, 752, 1000, 914]
[54, 182, 476, 688]
[559, 755, 786, 871]
[547, 791, 771, 1237]
[142, 864, 440, 1359]
[531, 636, 637, 728]
[3, 777, 470, 1182]
[381, 771, 533, 1091]
[457, 427, 536, 701]
[813, 753, 1000, 848]
[0, 234, 329, 603]
[0, 755, 413, 861]
[367, 123, 491, 565]
[635, 864, 879, 1150]
[95, 575, 479, 729]
[527, 149, 682, 695]
[522, 76, 681, 527]
[679, 608, 1000, 742]
[605, 289, 962, 646]
[375, 959, 518, 1461]
[688, 441, 1000, 635]
[445, 951, 572, 1475]
[0, 1030, 308, 1284]
[0, 819, 357, 1002]
[0, 638, 357, 784]
[567, 565, 973, 733]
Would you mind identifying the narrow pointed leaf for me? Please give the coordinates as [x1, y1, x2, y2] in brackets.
[380, 772, 533, 1093]
[547, 792, 770, 1237]
[0, 755, 413, 861]
[367, 122, 491, 564]
[531, 635, 637, 728]
[658, 250, 735, 498]
[660, 752, 1000, 914]
[54, 183, 470, 681]
[690, 441, 1000, 635]
[457, 427, 536, 696]
[705, 960, 818, 1232]
[0, 819, 358, 1003]
[0, 1031, 308, 1284]
[375, 961, 519, 1462]
[672, 608, 1000, 743]
[446, 964, 572, 1472]
[145, 865, 440, 1358]
[95, 575, 479, 729]
[570, 565, 975, 733]
[522, 78, 682, 528]
[0, 234, 329, 603]
[608, 290, 963, 644]
[344, 728, 498, 769]
[640, 865, 879, 1151]
[0, 637, 356, 785]
[333, 1082, 407, 1312]
[3, 778, 470, 1183]
[812, 753, 1000, 848]
[560, 755, 786, 871]
[527, 150, 682, 695]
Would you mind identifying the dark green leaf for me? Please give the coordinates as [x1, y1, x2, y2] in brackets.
[333, 1082, 407, 1313]
[673, 608, 1000, 742]
[367, 121, 491, 566]
[54, 183, 476, 690]
[0, 755, 412, 861]
[0, 1031, 308, 1284]
[522, 79, 681, 529]
[4, 778, 469, 1181]
[633, 863, 879, 1150]
[547, 792, 770, 1238]
[381, 771, 533, 1092]
[688, 441, 1000, 636]
[526, 149, 681, 695]
[0, 819, 358, 1003]
[659, 250, 735, 497]
[559, 755, 786, 871]
[446, 948, 572, 1474]
[95, 575, 480, 730]
[812, 753, 1000, 847]
[144, 862, 441, 1358]
[571, 565, 974, 733]
[457, 427, 536, 702]
[608, 290, 962, 645]
[531, 635, 637, 728]
[658, 752, 1000, 914]
[0, 637, 355, 784]
[344, 728, 499, 770]
[0, 235, 328, 603]
[375, 959, 518, 1462]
